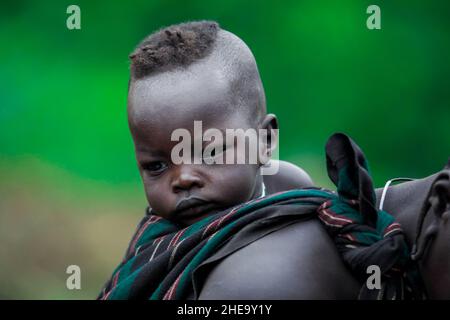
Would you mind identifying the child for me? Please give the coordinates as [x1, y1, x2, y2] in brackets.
[126, 20, 313, 227]
[99, 21, 416, 300]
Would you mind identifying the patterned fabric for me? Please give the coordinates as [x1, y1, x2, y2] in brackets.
[98, 133, 424, 300]
[317, 133, 425, 299]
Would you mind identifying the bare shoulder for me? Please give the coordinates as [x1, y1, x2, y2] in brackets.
[263, 160, 315, 193]
[197, 218, 359, 299]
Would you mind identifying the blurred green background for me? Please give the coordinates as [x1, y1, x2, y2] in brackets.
[1, 0, 449, 299]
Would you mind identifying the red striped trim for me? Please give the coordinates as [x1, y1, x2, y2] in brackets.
[102, 269, 121, 300]
[215, 208, 238, 229]
[102, 290, 111, 300]
[339, 233, 357, 242]
[152, 233, 166, 245]
[149, 235, 167, 261]
[130, 215, 161, 253]
[163, 273, 183, 300]
[320, 219, 344, 228]
[205, 190, 298, 235]
[202, 218, 221, 239]
[169, 229, 186, 248]
[112, 270, 120, 288]
[317, 205, 353, 228]
[384, 222, 402, 237]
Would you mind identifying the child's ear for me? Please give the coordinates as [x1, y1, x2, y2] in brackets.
[258, 114, 278, 165]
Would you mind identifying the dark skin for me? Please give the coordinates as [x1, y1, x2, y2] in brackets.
[198, 171, 450, 299]
[407, 170, 450, 299]
[128, 55, 450, 299]
[128, 58, 313, 227]
[127, 57, 450, 299]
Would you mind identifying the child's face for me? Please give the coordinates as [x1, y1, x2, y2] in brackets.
[128, 63, 263, 226]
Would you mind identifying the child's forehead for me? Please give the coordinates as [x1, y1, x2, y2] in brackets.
[127, 64, 246, 133]
[129, 52, 232, 99]
[128, 57, 256, 152]
[129, 86, 253, 154]
[128, 66, 234, 116]
[131, 104, 251, 140]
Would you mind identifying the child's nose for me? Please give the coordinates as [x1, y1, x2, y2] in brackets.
[171, 166, 205, 193]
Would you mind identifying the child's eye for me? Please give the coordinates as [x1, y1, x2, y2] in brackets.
[141, 161, 168, 175]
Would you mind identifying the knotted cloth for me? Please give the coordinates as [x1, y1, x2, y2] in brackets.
[98, 133, 424, 300]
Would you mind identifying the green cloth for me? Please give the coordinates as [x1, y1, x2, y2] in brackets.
[98, 133, 424, 300]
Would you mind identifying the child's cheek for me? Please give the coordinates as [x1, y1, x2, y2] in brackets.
[215, 164, 259, 203]
[143, 181, 172, 217]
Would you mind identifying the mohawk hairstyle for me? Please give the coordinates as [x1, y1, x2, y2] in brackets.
[129, 21, 220, 79]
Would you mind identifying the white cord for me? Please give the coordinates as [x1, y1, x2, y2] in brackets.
[260, 181, 266, 198]
[379, 177, 415, 210]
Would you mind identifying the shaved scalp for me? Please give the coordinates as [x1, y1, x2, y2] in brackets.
[129, 21, 266, 123]
[129, 21, 220, 79]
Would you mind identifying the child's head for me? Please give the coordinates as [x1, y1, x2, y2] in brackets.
[127, 21, 277, 226]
